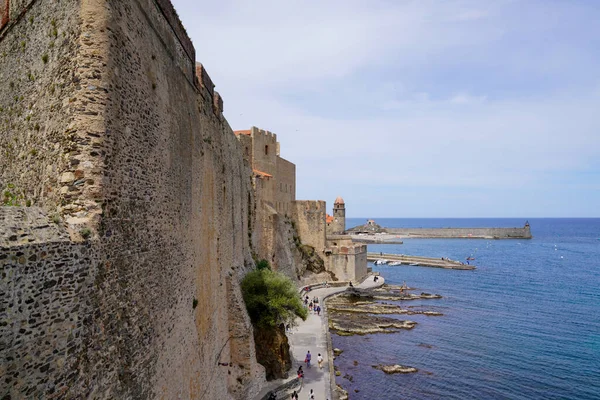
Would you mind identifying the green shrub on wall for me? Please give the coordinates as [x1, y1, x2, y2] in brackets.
[256, 259, 271, 271]
[241, 267, 307, 328]
[2, 184, 24, 206]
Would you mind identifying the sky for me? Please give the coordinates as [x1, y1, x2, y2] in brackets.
[171, 0, 600, 218]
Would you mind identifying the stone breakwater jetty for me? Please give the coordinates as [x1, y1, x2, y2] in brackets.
[349, 220, 532, 239]
[367, 253, 476, 270]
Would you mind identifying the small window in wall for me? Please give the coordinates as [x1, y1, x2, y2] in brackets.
[265, 145, 269, 155]
[245, 147, 249, 156]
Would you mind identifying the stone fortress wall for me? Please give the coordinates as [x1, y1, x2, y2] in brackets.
[1, 1, 370, 398]
[292, 199, 368, 282]
[275, 157, 295, 216]
[1, 0, 264, 399]
[235, 127, 298, 271]
[291, 200, 327, 253]
[235, 126, 296, 217]
[325, 235, 368, 282]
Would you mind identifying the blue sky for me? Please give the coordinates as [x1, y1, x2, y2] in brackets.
[172, 0, 600, 217]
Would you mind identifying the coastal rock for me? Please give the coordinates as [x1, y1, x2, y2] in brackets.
[344, 287, 374, 299]
[336, 384, 349, 400]
[333, 348, 344, 356]
[420, 292, 443, 299]
[372, 364, 418, 374]
[327, 301, 442, 316]
[373, 293, 442, 301]
[373, 284, 414, 292]
[329, 313, 416, 336]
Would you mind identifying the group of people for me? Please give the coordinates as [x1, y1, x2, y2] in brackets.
[290, 285, 334, 399]
[270, 389, 318, 400]
[294, 351, 324, 399]
[287, 389, 318, 399]
[304, 295, 322, 316]
[300, 350, 324, 370]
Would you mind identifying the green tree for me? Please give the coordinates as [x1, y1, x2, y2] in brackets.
[241, 268, 307, 328]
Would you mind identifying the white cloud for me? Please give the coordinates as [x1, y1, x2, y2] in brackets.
[170, 0, 600, 216]
[449, 93, 488, 105]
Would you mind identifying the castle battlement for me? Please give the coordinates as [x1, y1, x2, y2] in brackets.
[251, 126, 277, 141]
[294, 200, 326, 212]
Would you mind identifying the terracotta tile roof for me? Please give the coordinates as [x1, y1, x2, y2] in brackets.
[234, 130, 251, 136]
[253, 169, 272, 178]
[326, 214, 334, 224]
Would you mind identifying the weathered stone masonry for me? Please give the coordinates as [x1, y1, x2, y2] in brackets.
[2, 0, 264, 399]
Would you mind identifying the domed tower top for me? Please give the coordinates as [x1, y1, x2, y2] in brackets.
[334, 196, 345, 205]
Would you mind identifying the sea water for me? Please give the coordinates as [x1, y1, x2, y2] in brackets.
[332, 218, 600, 400]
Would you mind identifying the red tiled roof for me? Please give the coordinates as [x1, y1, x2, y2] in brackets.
[326, 214, 334, 224]
[234, 130, 251, 136]
[253, 169, 272, 178]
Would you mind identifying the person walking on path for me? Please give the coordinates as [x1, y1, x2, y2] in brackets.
[305, 351, 312, 368]
[288, 275, 385, 400]
[307, 388, 315, 399]
[291, 390, 299, 400]
[317, 353, 323, 369]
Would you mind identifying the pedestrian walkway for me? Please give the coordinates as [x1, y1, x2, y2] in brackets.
[277, 276, 384, 399]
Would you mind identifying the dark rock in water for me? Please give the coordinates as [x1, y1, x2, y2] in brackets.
[418, 343, 434, 349]
[333, 348, 344, 356]
[343, 373, 354, 382]
[353, 360, 358, 366]
[420, 292, 442, 299]
[372, 364, 418, 374]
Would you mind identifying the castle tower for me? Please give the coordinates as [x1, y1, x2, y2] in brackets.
[332, 196, 346, 234]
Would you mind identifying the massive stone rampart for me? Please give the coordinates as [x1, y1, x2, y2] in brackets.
[1, 0, 263, 399]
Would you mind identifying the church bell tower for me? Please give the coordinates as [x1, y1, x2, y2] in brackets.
[332, 196, 346, 234]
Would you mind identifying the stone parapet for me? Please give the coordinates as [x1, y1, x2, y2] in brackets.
[154, 0, 195, 64]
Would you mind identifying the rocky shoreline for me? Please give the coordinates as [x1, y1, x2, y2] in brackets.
[327, 282, 443, 398]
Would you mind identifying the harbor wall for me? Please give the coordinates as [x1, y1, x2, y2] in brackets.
[386, 226, 531, 239]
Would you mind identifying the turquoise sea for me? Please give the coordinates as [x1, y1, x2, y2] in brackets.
[333, 218, 600, 400]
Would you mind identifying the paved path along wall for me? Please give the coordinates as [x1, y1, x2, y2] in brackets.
[255, 277, 384, 400]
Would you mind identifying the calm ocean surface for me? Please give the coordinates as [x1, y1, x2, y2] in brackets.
[333, 218, 600, 400]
